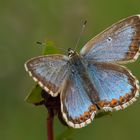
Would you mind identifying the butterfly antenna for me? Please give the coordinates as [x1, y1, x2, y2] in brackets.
[36, 41, 67, 53]
[74, 20, 87, 51]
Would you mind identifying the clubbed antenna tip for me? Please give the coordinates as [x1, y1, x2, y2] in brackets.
[74, 19, 87, 51]
[83, 20, 87, 26]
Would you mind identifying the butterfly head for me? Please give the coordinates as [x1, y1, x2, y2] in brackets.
[68, 48, 77, 57]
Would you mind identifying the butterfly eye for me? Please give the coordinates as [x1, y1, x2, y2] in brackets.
[107, 37, 112, 42]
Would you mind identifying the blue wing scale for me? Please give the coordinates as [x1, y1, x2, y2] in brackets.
[80, 15, 140, 63]
[87, 62, 139, 111]
[25, 55, 69, 97]
[61, 70, 97, 128]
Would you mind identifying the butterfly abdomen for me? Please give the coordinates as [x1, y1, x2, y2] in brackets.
[69, 53, 100, 103]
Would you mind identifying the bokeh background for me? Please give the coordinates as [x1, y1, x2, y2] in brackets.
[0, 0, 140, 140]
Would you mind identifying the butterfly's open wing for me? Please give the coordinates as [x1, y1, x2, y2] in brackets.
[87, 62, 139, 111]
[25, 55, 69, 97]
[61, 71, 97, 128]
[80, 15, 140, 63]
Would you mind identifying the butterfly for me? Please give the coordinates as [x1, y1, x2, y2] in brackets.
[25, 15, 140, 128]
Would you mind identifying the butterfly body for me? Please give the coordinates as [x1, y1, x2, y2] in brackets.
[68, 49, 100, 103]
[25, 15, 140, 128]
[69, 48, 99, 104]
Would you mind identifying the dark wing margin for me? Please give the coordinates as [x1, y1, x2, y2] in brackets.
[80, 15, 140, 63]
[87, 62, 139, 111]
[25, 55, 69, 97]
[61, 71, 97, 128]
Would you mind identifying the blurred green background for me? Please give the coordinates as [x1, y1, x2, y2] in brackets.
[0, 0, 140, 140]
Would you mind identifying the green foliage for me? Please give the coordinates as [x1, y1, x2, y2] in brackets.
[25, 40, 57, 104]
[42, 40, 59, 55]
[95, 111, 112, 119]
[25, 85, 43, 104]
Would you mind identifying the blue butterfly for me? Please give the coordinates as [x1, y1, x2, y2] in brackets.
[25, 15, 140, 128]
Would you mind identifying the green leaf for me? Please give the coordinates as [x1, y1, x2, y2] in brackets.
[95, 111, 112, 119]
[25, 40, 58, 104]
[42, 40, 54, 55]
[42, 40, 60, 55]
[25, 85, 43, 104]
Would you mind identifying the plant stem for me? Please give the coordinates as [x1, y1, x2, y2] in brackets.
[47, 109, 54, 140]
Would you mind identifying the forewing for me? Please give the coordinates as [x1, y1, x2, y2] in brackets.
[61, 71, 97, 128]
[80, 15, 140, 63]
[25, 55, 69, 97]
[87, 62, 139, 111]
